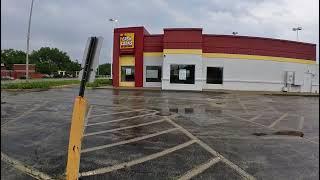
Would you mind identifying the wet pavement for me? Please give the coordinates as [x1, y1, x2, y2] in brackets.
[1, 87, 319, 180]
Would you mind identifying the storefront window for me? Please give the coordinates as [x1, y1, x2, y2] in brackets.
[170, 64, 195, 84]
[207, 67, 223, 84]
[146, 66, 162, 82]
[121, 66, 135, 82]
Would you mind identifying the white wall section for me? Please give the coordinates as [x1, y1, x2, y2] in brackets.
[143, 53, 319, 93]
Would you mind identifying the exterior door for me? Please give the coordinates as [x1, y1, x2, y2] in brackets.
[302, 73, 312, 92]
[119, 56, 135, 87]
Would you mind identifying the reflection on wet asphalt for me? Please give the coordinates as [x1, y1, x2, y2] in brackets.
[1, 87, 319, 179]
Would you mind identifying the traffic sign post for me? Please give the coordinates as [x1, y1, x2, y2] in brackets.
[66, 37, 102, 180]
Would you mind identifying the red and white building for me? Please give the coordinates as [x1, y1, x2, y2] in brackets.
[112, 27, 318, 93]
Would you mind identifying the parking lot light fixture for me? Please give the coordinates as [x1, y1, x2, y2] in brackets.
[292, 27, 302, 41]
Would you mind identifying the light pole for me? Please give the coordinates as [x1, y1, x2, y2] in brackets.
[232, 32, 238, 35]
[26, 0, 34, 81]
[109, 18, 118, 79]
[292, 27, 302, 41]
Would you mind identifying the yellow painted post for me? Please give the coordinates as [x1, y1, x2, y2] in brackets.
[66, 96, 88, 180]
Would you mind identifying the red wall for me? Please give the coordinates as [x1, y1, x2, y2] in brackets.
[163, 28, 202, 49]
[13, 64, 36, 71]
[144, 35, 163, 52]
[203, 35, 316, 61]
[113, 27, 149, 87]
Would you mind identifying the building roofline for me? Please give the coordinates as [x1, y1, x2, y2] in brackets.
[203, 34, 316, 46]
[164, 28, 203, 31]
[144, 34, 163, 37]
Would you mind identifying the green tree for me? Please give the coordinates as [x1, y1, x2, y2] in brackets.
[30, 47, 80, 75]
[1, 47, 81, 76]
[98, 63, 111, 75]
[1, 49, 26, 69]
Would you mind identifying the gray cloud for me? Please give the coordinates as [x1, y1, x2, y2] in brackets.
[1, 0, 319, 64]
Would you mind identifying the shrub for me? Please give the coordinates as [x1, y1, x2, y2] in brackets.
[1, 80, 80, 89]
[86, 78, 111, 87]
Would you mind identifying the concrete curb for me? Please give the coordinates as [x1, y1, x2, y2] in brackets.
[91, 86, 319, 96]
[1, 84, 79, 92]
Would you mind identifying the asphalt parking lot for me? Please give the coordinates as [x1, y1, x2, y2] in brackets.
[1, 87, 319, 179]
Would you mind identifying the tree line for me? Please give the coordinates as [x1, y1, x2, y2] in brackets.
[1, 47, 111, 77]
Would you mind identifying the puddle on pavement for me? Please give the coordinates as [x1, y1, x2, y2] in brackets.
[273, 130, 304, 137]
[252, 130, 304, 137]
[155, 112, 172, 116]
[169, 108, 178, 113]
[252, 132, 268, 136]
[184, 108, 194, 114]
[205, 109, 222, 114]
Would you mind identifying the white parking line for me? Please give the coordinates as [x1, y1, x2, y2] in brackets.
[304, 138, 319, 145]
[84, 105, 93, 128]
[89, 109, 155, 118]
[79, 140, 196, 177]
[178, 157, 220, 180]
[1, 152, 53, 180]
[164, 117, 256, 180]
[86, 112, 157, 127]
[84, 119, 166, 136]
[237, 98, 249, 114]
[249, 114, 262, 121]
[268, 113, 288, 128]
[81, 127, 179, 153]
[1, 101, 49, 127]
[298, 116, 304, 130]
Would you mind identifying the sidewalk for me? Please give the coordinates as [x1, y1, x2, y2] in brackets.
[92, 86, 319, 96]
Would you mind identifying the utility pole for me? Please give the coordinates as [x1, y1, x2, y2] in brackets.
[109, 18, 118, 79]
[26, 0, 34, 81]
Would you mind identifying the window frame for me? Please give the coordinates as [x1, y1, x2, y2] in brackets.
[146, 66, 162, 82]
[206, 67, 223, 84]
[170, 64, 195, 84]
[121, 66, 135, 82]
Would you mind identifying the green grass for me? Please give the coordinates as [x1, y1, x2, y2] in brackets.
[1, 80, 80, 89]
[86, 78, 112, 87]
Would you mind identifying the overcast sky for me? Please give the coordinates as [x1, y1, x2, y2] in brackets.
[1, 0, 319, 64]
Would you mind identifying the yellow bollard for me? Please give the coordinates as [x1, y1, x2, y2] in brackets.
[66, 96, 88, 180]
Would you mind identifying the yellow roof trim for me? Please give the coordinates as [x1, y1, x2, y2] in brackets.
[163, 49, 202, 55]
[144, 52, 163, 57]
[202, 53, 316, 64]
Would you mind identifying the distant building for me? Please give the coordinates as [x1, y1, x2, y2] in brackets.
[58, 70, 66, 76]
[1, 63, 6, 70]
[112, 27, 319, 93]
[1, 64, 44, 79]
[13, 64, 36, 79]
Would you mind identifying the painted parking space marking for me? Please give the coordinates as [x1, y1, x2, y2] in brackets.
[79, 140, 197, 177]
[81, 127, 179, 153]
[86, 112, 158, 127]
[237, 98, 249, 114]
[88, 109, 156, 118]
[164, 116, 256, 180]
[84, 119, 167, 136]
[298, 116, 305, 130]
[81, 106, 256, 179]
[248, 114, 263, 121]
[84, 105, 93, 127]
[1, 101, 49, 127]
[269, 112, 288, 128]
[1, 152, 53, 180]
[178, 157, 220, 180]
[304, 138, 319, 144]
